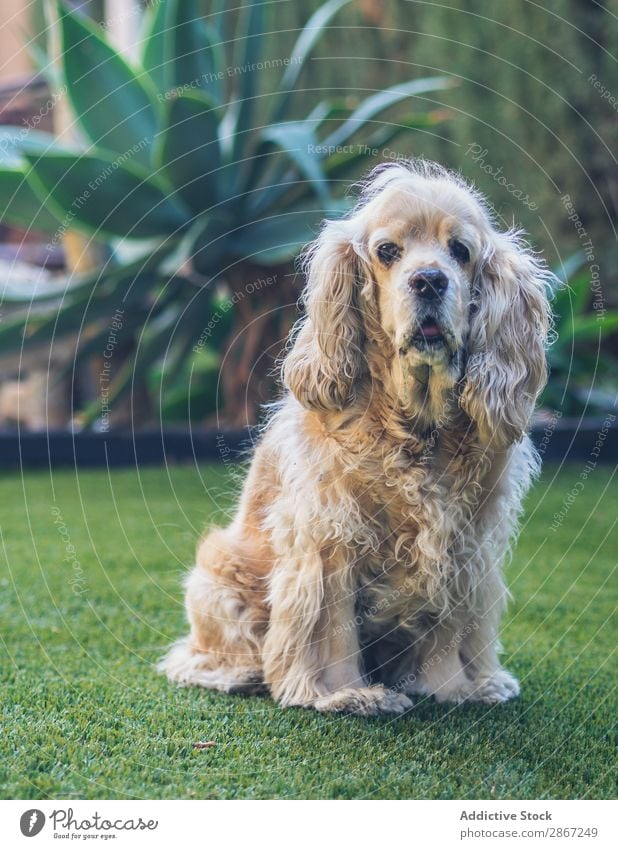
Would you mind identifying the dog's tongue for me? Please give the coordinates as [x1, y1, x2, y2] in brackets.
[420, 320, 442, 338]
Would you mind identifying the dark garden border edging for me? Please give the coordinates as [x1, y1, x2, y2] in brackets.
[0, 417, 615, 469]
[0, 426, 253, 470]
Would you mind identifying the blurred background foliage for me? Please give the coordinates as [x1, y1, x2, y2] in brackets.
[299, 0, 617, 263]
[0, 0, 615, 429]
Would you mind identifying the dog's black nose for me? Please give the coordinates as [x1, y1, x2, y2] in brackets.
[409, 268, 449, 299]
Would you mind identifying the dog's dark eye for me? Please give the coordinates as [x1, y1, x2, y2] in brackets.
[376, 242, 401, 266]
[449, 239, 470, 264]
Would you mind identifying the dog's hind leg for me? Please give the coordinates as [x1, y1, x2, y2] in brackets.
[158, 527, 270, 695]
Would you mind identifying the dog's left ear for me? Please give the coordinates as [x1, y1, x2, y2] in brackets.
[282, 219, 365, 411]
[460, 231, 552, 449]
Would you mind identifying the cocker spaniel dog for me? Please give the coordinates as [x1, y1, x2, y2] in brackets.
[160, 160, 552, 715]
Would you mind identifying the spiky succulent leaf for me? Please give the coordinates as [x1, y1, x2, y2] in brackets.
[555, 312, 618, 346]
[553, 251, 586, 286]
[224, 0, 265, 163]
[231, 209, 325, 266]
[0, 258, 179, 356]
[552, 269, 591, 319]
[0, 127, 75, 163]
[273, 0, 353, 123]
[0, 128, 76, 233]
[24, 151, 190, 239]
[0, 167, 63, 233]
[323, 111, 449, 179]
[140, 0, 168, 95]
[142, 0, 224, 104]
[188, 214, 233, 277]
[250, 111, 447, 216]
[58, 0, 159, 167]
[157, 92, 221, 214]
[322, 77, 454, 149]
[259, 122, 331, 205]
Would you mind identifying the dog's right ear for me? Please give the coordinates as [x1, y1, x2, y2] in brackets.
[283, 219, 365, 411]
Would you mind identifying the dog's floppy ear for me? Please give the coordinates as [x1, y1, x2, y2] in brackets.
[460, 230, 552, 449]
[283, 219, 365, 411]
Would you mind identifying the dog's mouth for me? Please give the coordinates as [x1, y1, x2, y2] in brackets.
[399, 316, 458, 359]
[412, 318, 447, 347]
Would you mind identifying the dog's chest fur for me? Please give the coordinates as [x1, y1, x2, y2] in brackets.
[336, 425, 500, 630]
[270, 401, 519, 631]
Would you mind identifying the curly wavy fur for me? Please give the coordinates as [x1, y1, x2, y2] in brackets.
[159, 160, 553, 715]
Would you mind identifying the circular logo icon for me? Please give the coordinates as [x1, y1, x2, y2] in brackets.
[20, 810, 45, 837]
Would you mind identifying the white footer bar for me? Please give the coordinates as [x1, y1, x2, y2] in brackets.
[0, 799, 614, 849]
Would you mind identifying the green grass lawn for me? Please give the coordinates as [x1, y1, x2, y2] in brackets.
[0, 462, 615, 799]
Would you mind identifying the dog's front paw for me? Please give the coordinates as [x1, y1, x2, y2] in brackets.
[313, 686, 412, 716]
[468, 668, 520, 704]
[427, 668, 520, 705]
[225, 669, 268, 696]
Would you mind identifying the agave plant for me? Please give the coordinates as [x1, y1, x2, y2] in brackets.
[0, 0, 451, 426]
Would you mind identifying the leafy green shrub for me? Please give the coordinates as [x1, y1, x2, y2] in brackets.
[543, 253, 618, 416]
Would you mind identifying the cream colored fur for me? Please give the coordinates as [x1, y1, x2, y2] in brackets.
[159, 160, 552, 715]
